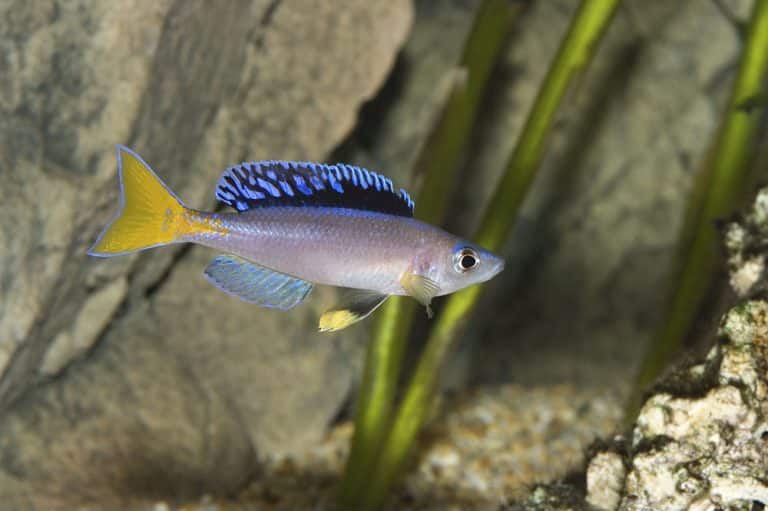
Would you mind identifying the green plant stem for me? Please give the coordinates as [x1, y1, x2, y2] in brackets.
[415, 0, 518, 224]
[337, 1, 519, 507]
[626, 0, 768, 422]
[336, 297, 413, 507]
[358, 2, 622, 510]
[475, 0, 621, 249]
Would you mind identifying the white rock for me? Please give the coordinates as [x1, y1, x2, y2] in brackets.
[586, 451, 625, 511]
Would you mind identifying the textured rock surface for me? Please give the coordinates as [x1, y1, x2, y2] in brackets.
[334, 0, 482, 180]
[0, 0, 411, 407]
[725, 186, 768, 298]
[0, 0, 411, 509]
[586, 451, 625, 511]
[152, 384, 622, 510]
[580, 300, 768, 511]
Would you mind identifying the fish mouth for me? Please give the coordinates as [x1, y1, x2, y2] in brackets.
[484, 256, 505, 280]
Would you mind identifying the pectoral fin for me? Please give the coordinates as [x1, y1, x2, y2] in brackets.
[319, 290, 388, 332]
[400, 272, 440, 318]
[204, 254, 312, 309]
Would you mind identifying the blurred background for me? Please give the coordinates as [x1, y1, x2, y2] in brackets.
[0, 0, 764, 510]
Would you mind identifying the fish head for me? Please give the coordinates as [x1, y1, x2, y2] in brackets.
[427, 238, 505, 295]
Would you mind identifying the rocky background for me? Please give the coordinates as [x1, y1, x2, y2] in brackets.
[0, 1, 411, 509]
[0, 0, 765, 510]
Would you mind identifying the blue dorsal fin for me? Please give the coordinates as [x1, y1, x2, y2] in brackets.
[214, 161, 415, 217]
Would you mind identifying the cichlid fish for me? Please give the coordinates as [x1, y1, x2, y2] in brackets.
[88, 146, 504, 331]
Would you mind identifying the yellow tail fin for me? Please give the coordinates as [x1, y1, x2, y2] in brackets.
[88, 146, 189, 257]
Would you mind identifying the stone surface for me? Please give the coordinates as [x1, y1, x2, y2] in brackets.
[581, 300, 768, 511]
[509, 485, 590, 511]
[404, 385, 621, 503]
[40, 276, 127, 376]
[152, 384, 623, 511]
[0, 0, 411, 509]
[725, 186, 768, 298]
[0, 0, 411, 407]
[333, 0, 481, 181]
[0, 0, 174, 408]
[586, 451, 625, 511]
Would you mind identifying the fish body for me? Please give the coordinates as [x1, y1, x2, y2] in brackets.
[190, 208, 486, 296]
[89, 146, 504, 331]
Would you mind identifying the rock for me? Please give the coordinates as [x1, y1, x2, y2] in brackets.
[403, 385, 622, 504]
[0, 0, 411, 408]
[0, 0, 412, 508]
[333, 0, 482, 182]
[725, 186, 768, 298]
[586, 451, 625, 511]
[510, 485, 590, 511]
[39, 276, 127, 376]
[0, 0, 174, 409]
[583, 300, 768, 511]
[166, 384, 622, 510]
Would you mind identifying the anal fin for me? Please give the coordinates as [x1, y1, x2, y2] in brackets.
[204, 254, 312, 309]
[319, 290, 388, 332]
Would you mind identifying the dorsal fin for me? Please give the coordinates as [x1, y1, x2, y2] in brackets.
[214, 161, 415, 217]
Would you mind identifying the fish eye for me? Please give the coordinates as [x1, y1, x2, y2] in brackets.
[454, 247, 479, 272]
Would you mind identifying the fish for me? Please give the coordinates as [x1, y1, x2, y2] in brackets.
[88, 146, 505, 331]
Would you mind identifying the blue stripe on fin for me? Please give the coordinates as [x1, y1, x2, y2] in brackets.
[279, 180, 295, 196]
[294, 175, 312, 195]
[214, 160, 414, 217]
[203, 254, 312, 309]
